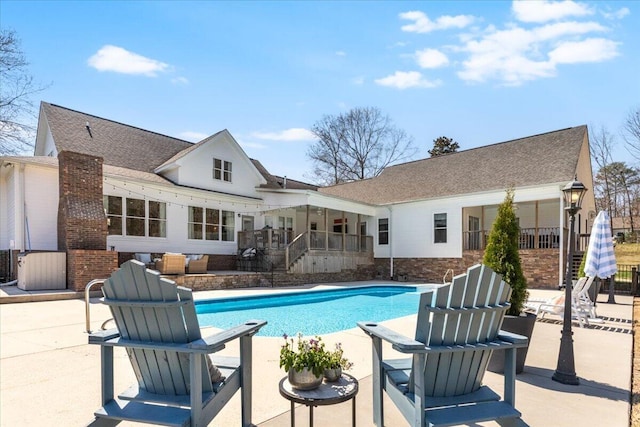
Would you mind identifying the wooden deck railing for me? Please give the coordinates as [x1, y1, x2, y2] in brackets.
[463, 227, 562, 251]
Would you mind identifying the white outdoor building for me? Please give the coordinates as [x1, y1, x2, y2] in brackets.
[0, 102, 595, 289]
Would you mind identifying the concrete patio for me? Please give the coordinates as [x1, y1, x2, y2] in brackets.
[0, 284, 632, 426]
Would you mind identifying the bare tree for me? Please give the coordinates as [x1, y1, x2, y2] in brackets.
[590, 125, 616, 218]
[307, 107, 416, 185]
[428, 136, 460, 157]
[622, 107, 640, 161]
[0, 29, 47, 155]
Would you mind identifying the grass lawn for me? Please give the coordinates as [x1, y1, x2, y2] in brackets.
[616, 242, 640, 265]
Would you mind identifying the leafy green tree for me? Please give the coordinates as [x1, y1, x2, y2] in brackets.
[428, 136, 459, 157]
[483, 189, 528, 316]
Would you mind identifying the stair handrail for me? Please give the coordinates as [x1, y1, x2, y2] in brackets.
[285, 232, 308, 270]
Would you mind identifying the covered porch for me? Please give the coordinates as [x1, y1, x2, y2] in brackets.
[239, 190, 376, 273]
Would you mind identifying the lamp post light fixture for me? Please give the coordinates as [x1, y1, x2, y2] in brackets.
[553, 177, 587, 385]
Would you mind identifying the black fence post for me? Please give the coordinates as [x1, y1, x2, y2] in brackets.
[633, 267, 639, 296]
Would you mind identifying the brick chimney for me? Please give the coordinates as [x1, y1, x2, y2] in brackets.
[57, 151, 107, 250]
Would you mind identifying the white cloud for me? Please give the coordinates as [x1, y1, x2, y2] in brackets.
[415, 48, 449, 68]
[400, 11, 475, 33]
[335, 51, 347, 56]
[88, 45, 169, 76]
[251, 128, 316, 141]
[456, 17, 617, 86]
[179, 131, 209, 142]
[375, 71, 442, 89]
[512, 0, 593, 23]
[533, 21, 606, 40]
[603, 7, 630, 20]
[549, 38, 620, 64]
[239, 141, 268, 149]
[171, 76, 189, 85]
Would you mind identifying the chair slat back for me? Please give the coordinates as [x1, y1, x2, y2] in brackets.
[412, 264, 511, 397]
[102, 260, 212, 395]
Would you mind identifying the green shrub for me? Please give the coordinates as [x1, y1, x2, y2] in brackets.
[483, 189, 528, 316]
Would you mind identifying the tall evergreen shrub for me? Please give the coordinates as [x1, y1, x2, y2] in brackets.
[483, 189, 528, 316]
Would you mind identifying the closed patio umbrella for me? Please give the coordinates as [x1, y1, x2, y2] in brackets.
[584, 211, 617, 303]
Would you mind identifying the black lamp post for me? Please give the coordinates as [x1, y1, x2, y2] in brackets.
[553, 177, 587, 385]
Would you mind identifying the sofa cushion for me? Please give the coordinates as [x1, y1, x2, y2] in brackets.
[135, 253, 152, 264]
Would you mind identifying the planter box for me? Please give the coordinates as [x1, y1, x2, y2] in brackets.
[487, 312, 536, 374]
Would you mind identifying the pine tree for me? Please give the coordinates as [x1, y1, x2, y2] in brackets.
[483, 189, 528, 316]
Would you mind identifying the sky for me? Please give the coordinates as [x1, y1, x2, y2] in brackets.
[3, 0, 639, 182]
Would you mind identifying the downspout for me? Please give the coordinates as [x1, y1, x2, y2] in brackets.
[388, 205, 394, 279]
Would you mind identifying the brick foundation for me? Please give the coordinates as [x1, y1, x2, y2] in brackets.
[66, 250, 119, 291]
[374, 249, 560, 289]
[172, 264, 378, 291]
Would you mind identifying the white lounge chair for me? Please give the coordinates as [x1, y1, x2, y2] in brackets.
[524, 276, 600, 327]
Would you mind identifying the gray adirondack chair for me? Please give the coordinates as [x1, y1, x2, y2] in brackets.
[358, 264, 528, 427]
[87, 260, 266, 427]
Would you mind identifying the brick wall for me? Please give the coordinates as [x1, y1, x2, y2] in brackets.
[66, 250, 119, 291]
[172, 264, 377, 291]
[58, 151, 107, 251]
[374, 249, 560, 289]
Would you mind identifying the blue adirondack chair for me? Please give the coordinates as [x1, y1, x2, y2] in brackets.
[86, 260, 266, 427]
[358, 264, 528, 427]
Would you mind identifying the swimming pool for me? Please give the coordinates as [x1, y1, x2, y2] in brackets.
[195, 285, 435, 337]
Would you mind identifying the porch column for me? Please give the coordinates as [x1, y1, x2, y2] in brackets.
[324, 208, 329, 250]
[357, 214, 361, 252]
[481, 206, 485, 249]
[342, 211, 346, 253]
[534, 201, 539, 248]
[306, 205, 311, 248]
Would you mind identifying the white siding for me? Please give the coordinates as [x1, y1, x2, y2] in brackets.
[373, 185, 564, 260]
[104, 176, 254, 255]
[170, 132, 264, 199]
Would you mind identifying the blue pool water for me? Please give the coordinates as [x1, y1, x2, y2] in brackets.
[195, 285, 435, 337]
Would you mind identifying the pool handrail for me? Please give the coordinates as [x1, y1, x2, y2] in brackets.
[84, 278, 107, 333]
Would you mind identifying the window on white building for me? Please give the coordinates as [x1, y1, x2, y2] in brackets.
[213, 158, 232, 182]
[434, 213, 447, 243]
[103, 196, 166, 237]
[188, 206, 235, 241]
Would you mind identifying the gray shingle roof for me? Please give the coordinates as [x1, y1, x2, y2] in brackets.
[319, 125, 587, 204]
[1, 156, 173, 185]
[41, 102, 194, 173]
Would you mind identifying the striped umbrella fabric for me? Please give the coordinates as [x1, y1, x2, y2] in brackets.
[584, 211, 618, 278]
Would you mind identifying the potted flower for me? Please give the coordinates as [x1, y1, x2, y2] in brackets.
[324, 343, 353, 382]
[280, 333, 328, 390]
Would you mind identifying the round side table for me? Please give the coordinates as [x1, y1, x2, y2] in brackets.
[278, 373, 359, 427]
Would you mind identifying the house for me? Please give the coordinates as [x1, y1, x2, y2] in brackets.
[0, 102, 595, 290]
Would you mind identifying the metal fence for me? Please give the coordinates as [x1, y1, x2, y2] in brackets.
[599, 264, 640, 295]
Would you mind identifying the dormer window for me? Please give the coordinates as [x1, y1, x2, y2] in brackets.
[213, 158, 232, 182]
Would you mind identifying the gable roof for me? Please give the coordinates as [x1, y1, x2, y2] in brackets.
[319, 125, 588, 205]
[40, 102, 195, 173]
[37, 102, 294, 188]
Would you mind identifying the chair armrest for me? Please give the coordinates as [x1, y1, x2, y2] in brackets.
[194, 319, 267, 351]
[88, 328, 121, 343]
[497, 330, 529, 348]
[357, 321, 425, 353]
